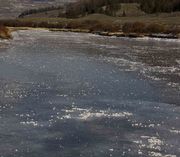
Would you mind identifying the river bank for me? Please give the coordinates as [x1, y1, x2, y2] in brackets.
[0, 13, 179, 40]
[50, 28, 180, 39]
[8, 26, 180, 40]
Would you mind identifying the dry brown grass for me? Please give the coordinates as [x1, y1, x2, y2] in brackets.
[165, 26, 180, 34]
[122, 22, 146, 33]
[122, 22, 179, 34]
[145, 23, 165, 33]
[88, 21, 120, 32]
[65, 19, 120, 32]
[0, 25, 12, 39]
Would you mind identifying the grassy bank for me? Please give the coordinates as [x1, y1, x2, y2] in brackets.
[1, 13, 180, 39]
[0, 25, 12, 39]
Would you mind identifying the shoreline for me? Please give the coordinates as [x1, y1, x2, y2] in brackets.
[9, 27, 180, 40]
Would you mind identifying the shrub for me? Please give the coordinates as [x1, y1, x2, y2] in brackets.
[88, 21, 119, 32]
[122, 22, 146, 33]
[166, 26, 180, 35]
[145, 23, 165, 33]
[66, 20, 84, 29]
[122, 22, 167, 34]
[65, 20, 120, 32]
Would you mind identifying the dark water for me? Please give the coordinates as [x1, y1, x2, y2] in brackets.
[0, 30, 180, 157]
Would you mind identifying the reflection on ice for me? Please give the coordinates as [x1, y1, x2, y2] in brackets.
[61, 107, 133, 121]
[0, 30, 180, 157]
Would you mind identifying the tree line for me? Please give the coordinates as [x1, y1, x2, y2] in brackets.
[140, 0, 180, 13]
[65, 0, 138, 17]
[65, 0, 180, 17]
[18, 0, 180, 18]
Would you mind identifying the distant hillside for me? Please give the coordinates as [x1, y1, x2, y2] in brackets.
[0, 0, 76, 19]
[18, 0, 180, 19]
[18, 6, 65, 18]
[65, 0, 180, 18]
[18, 3, 145, 18]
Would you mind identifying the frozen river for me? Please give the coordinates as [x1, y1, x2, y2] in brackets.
[0, 30, 180, 157]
